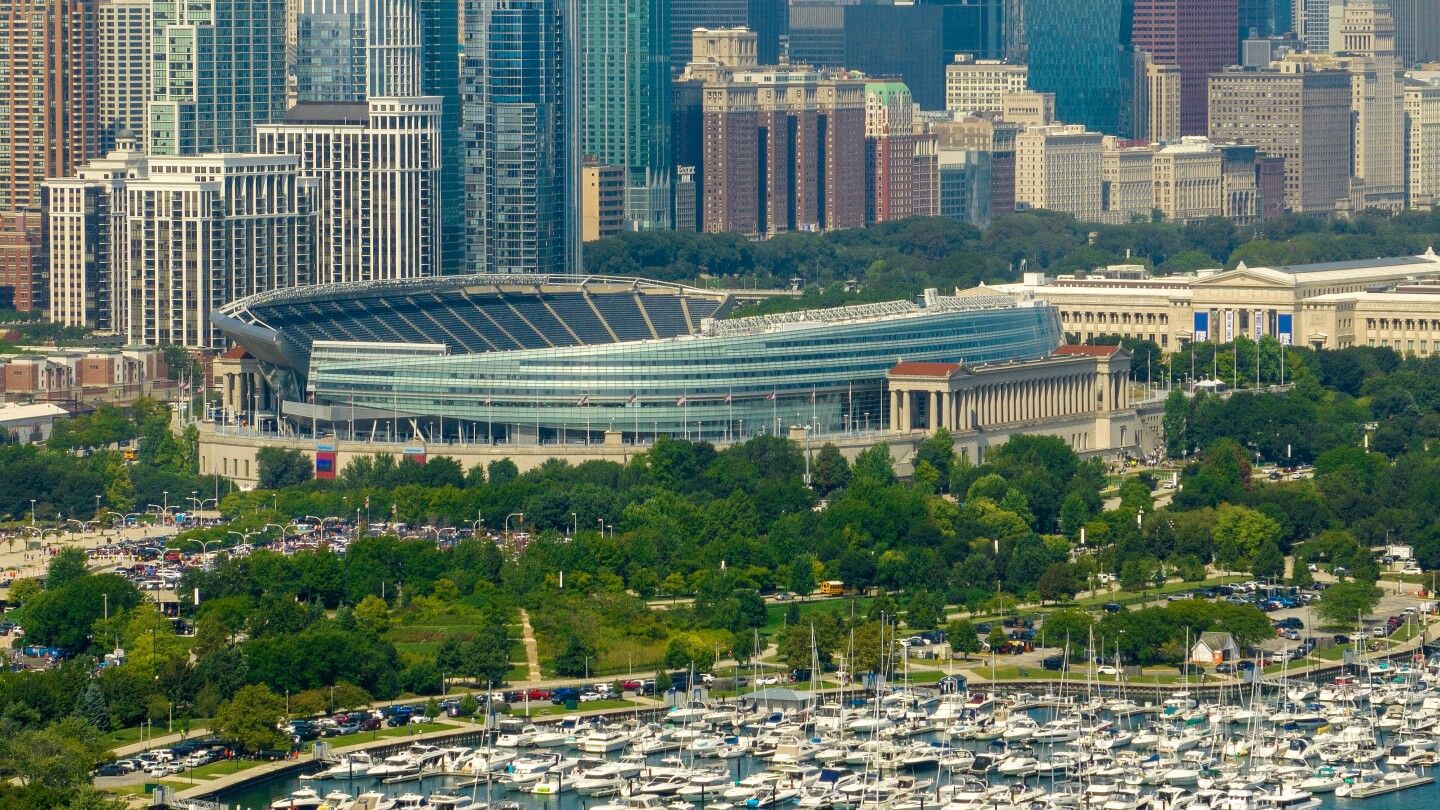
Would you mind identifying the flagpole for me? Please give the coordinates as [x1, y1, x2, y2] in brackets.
[727, 391, 734, 443]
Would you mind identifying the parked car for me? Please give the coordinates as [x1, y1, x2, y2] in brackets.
[1102, 602, 1124, 613]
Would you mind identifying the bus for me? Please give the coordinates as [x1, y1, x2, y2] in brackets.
[820, 580, 846, 597]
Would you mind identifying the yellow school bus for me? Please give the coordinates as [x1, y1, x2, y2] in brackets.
[820, 580, 846, 596]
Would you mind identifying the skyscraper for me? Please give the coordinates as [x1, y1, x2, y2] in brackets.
[843, 5, 946, 110]
[294, 0, 367, 103]
[1, 0, 97, 214]
[257, 98, 443, 284]
[864, 81, 917, 223]
[463, 0, 579, 273]
[45, 151, 317, 346]
[149, 0, 287, 154]
[669, 0, 747, 74]
[1024, 0, 1136, 137]
[1209, 64, 1352, 213]
[581, 0, 671, 230]
[98, 0, 150, 152]
[291, 0, 461, 274]
[1132, 0, 1239, 136]
[0, 0, 97, 312]
[1239, 0, 1292, 39]
[685, 29, 867, 235]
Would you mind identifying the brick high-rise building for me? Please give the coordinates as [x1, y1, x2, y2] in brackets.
[0, 0, 98, 312]
[689, 29, 866, 236]
[1132, 0, 1239, 136]
[1209, 63, 1352, 213]
[864, 81, 916, 224]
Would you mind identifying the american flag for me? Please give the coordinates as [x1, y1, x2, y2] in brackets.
[766, 391, 777, 401]
[724, 392, 732, 404]
[576, 395, 590, 406]
[626, 394, 637, 405]
[483, 396, 491, 406]
[676, 394, 687, 406]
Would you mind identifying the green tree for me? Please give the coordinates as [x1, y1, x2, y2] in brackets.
[986, 626, 1008, 654]
[1291, 560, 1314, 588]
[353, 594, 390, 633]
[464, 627, 512, 688]
[552, 635, 595, 677]
[3, 716, 111, 789]
[73, 682, 109, 732]
[487, 458, 519, 485]
[1036, 563, 1079, 603]
[212, 685, 288, 752]
[914, 428, 955, 490]
[653, 669, 673, 693]
[423, 698, 440, 720]
[459, 695, 480, 717]
[788, 553, 818, 596]
[1212, 505, 1281, 572]
[905, 588, 944, 629]
[852, 443, 897, 485]
[255, 447, 313, 489]
[811, 443, 852, 495]
[45, 547, 89, 590]
[1163, 388, 1189, 457]
[1316, 580, 1382, 625]
[946, 618, 982, 658]
[1251, 539, 1285, 581]
[6, 577, 41, 607]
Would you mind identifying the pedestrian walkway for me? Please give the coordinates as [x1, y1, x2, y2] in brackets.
[518, 609, 542, 682]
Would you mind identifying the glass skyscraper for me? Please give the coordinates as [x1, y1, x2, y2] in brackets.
[581, 0, 671, 230]
[1023, 0, 1135, 137]
[294, 0, 367, 103]
[463, 0, 579, 273]
[149, 0, 287, 154]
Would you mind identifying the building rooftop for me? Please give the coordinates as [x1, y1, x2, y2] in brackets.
[281, 103, 369, 125]
[1274, 255, 1438, 274]
[890, 361, 963, 377]
[1054, 344, 1122, 358]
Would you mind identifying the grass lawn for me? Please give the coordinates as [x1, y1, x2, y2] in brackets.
[106, 779, 192, 798]
[508, 699, 635, 717]
[169, 757, 272, 782]
[104, 720, 211, 750]
[764, 597, 872, 630]
[307, 721, 451, 751]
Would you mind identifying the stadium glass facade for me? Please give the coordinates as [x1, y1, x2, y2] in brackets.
[215, 276, 1062, 444]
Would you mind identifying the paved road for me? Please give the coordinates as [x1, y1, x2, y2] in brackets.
[0, 523, 179, 585]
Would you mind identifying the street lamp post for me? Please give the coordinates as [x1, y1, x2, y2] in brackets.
[504, 512, 524, 544]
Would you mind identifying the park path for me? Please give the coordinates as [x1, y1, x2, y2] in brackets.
[518, 608, 542, 682]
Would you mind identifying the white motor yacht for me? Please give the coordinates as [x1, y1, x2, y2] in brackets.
[272, 788, 326, 809]
[308, 752, 375, 780]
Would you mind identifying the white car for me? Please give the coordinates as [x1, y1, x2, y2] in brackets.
[1403, 566, 1423, 575]
[578, 691, 603, 702]
[1096, 665, 1121, 676]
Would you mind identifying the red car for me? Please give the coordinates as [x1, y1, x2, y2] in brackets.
[621, 680, 641, 691]
[525, 688, 550, 701]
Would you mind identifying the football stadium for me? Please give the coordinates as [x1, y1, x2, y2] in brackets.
[212, 274, 1063, 443]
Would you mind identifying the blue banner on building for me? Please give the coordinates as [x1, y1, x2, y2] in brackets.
[1193, 311, 1209, 342]
[1277, 314, 1293, 346]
